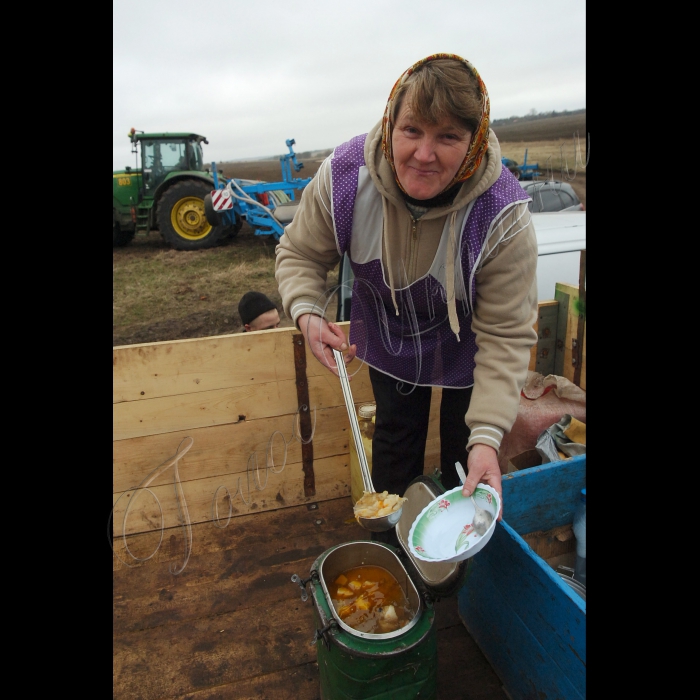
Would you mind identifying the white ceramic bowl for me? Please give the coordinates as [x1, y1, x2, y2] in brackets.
[407, 483, 500, 563]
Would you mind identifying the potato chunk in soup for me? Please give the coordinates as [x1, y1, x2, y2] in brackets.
[329, 565, 414, 635]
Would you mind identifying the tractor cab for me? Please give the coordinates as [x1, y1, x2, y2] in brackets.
[129, 130, 209, 194]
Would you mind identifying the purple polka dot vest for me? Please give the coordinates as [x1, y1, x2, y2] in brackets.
[331, 133, 529, 388]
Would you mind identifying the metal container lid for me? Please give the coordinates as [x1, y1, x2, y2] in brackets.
[395, 475, 469, 598]
[558, 572, 586, 600]
[358, 403, 376, 419]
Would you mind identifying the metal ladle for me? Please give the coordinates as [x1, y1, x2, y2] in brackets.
[455, 462, 493, 537]
[332, 349, 403, 532]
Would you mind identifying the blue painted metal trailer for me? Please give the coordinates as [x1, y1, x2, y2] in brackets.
[458, 455, 586, 700]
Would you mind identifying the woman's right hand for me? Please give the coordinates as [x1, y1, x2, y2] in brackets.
[298, 313, 357, 377]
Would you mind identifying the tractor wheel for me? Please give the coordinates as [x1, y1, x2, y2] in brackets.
[204, 192, 223, 227]
[113, 215, 135, 247]
[204, 193, 241, 243]
[157, 180, 227, 251]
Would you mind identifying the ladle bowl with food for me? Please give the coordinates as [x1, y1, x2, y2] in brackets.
[353, 490, 406, 531]
[332, 349, 406, 531]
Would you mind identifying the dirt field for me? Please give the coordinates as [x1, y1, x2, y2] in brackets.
[493, 113, 586, 143]
[112, 228, 327, 346]
[113, 113, 586, 346]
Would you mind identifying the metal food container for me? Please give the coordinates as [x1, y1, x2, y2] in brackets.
[318, 541, 422, 640]
[292, 473, 471, 700]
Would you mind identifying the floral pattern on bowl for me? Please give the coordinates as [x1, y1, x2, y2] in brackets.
[455, 524, 475, 552]
[425, 498, 451, 522]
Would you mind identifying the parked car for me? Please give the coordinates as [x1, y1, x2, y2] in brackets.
[520, 180, 584, 212]
[334, 210, 586, 321]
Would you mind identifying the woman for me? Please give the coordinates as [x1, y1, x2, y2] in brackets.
[275, 54, 538, 526]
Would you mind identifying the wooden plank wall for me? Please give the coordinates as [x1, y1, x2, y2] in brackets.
[529, 300, 558, 373]
[553, 282, 587, 391]
[529, 282, 586, 391]
[113, 322, 445, 538]
[114, 282, 586, 540]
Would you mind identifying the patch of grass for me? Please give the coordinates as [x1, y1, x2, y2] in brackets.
[499, 138, 588, 178]
[113, 223, 340, 344]
[114, 227, 280, 327]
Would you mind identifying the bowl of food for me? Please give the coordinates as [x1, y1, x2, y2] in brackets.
[407, 483, 500, 563]
[318, 541, 422, 639]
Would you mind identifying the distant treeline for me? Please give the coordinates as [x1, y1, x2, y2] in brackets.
[295, 149, 334, 160]
[228, 148, 333, 163]
[224, 109, 587, 164]
[491, 108, 585, 127]
[298, 111, 586, 157]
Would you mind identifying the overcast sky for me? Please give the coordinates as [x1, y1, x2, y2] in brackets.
[113, 0, 585, 170]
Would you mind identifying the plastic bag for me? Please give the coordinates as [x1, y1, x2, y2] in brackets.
[497, 371, 586, 473]
[536, 414, 586, 463]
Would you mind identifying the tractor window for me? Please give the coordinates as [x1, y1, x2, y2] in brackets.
[161, 142, 188, 170]
[142, 140, 188, 172]
[188, 140, 204, 171]
[142, 142, 156, 169]
[140, 141, 172, 190]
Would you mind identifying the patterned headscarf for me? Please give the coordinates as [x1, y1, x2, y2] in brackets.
[381, 53, 491, 196]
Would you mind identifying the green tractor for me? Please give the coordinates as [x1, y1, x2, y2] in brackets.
[113, 129, 240, 250]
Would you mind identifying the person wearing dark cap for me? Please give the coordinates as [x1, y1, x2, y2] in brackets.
[238, 291, 281, 332]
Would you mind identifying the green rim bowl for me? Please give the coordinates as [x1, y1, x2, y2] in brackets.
[407, 483, 500, 563]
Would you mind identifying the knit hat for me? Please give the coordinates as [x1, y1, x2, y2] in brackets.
[238, 291, 277, 325]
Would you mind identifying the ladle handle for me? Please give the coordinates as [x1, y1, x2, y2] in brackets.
[455, 462, 467, 485]
[333, 349, 373, 494]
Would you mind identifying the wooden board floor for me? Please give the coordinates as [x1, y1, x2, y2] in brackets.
[113, 496, 509, 700]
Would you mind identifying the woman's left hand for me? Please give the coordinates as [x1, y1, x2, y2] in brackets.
[461, 443, 503, 521]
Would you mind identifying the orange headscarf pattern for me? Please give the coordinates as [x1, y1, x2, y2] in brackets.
[381, 53, 491, 196]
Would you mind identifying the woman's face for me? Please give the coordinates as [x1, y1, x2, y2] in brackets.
[391, 103, 473, 200]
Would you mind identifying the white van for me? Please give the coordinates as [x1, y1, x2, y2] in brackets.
[531, 211, 586, 300]
[334, 210, 586, 320]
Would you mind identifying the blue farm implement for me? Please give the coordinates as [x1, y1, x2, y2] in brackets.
[502, 148, 541, 181]
[204, 139, 312, 241]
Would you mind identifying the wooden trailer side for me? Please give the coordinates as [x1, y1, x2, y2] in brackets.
[113, 284, 585, 540]
[114, 324, 364, 537]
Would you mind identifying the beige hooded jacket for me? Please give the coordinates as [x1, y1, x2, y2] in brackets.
[275, 120, 538, 453]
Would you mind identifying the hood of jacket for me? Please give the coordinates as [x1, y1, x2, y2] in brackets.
[361, 119, 504, 340]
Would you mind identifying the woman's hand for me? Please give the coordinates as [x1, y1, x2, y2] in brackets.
[461, 443, 504, 521]
[298, 313, 357, 377]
